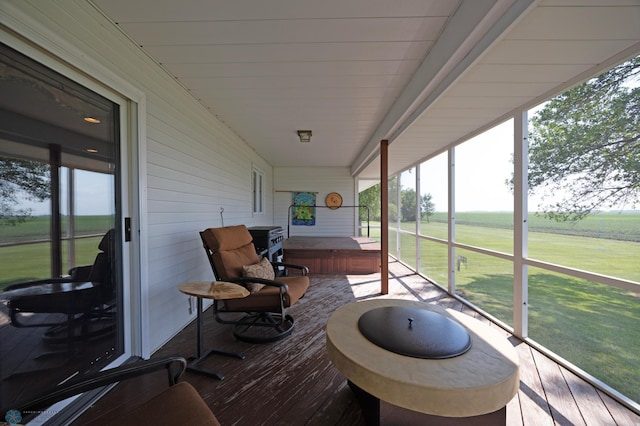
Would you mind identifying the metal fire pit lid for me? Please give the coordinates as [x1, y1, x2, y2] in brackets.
[357, 306, 471, 359]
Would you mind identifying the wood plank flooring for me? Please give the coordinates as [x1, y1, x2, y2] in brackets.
[75, 260, 639, 425]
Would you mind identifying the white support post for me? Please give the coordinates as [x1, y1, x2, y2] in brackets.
[397, 176, 402, 259]
[67, 168, 76, 271]
[415, 166, 421, 273]
[514, 110, 529, 338]
[448, 148, 456, 294]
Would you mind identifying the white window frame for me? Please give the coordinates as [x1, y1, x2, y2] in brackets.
[252, 165, 265, 215]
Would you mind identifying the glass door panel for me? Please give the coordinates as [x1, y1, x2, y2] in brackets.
[0, 42, 123, 417]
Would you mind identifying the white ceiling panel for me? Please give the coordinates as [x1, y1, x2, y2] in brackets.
[144, 41, 432, 64]
[90, 0, 640, 180]
[445, 82, 561, 98]
[180, 75, 403, 90]
[485, 40, 640, 66]
[167, 60, 419, 78]
[435, 96, 532, 110]
[98, 0, 459, 21]
[463, 64, 589, 83]
[116, 17, 446, 46]
[507, 5, 640, 40]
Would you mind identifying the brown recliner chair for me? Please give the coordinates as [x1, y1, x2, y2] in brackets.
[200, 225, 309, 343]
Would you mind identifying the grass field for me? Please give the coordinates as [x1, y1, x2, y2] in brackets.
[410, 220, 640, 283]
[3, 213, 639, 403]
[0, 216, 113, 286]
[429, 210, 640, 242]
[0, 215, 113, 243]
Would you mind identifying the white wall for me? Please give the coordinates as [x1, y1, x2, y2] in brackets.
[274, 167, 356, 237]
[1, 0, 274, 354]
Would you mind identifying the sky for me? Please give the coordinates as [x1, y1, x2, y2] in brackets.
[405, 120, 519, 212]
[18, 169, 114, 216]
[404, 116, 637, 213]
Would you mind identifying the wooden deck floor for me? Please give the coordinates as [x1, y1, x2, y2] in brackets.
[76, 260, 639, 425]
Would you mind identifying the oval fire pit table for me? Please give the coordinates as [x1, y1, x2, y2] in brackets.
[326, 299, 519, 425]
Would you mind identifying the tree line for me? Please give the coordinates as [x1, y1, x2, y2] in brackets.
[359, 181, 435, 223]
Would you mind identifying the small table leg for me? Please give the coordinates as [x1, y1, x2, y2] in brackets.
[186, 297, 245, 380]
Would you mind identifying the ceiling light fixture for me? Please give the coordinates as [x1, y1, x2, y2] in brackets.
[84, 117, 101, 124]
[297, 130, 312, 143]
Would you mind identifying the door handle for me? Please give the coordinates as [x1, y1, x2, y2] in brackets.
[124, 217, 132, 242]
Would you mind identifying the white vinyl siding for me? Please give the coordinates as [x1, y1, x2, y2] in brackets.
[1, 0, 273, 353]
[274, 167, 355, 237]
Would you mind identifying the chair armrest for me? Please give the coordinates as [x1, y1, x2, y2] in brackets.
[271, 262, 309, 276]
[3, 263, 93, 291]
[3, 277, 73, 291]
[8, 357, 187, 414]
[228, 277, 289, 290]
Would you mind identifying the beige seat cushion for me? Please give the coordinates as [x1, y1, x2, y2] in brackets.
[86, 382, 220, 426]
[224, 275, 309, 311]
[202, 225, 260, 279]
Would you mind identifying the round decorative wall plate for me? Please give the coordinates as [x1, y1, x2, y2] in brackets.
[325, 192, 343, 209]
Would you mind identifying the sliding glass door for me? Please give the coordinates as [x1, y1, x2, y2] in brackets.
[0, 42, 125, 417]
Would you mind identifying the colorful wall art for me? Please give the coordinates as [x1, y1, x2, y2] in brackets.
[291, 191, 316, 226]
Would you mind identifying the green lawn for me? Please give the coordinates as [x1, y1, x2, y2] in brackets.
[367, 213, 640, 403]
[0, 237, 102, 287]
[428, 210, 640, 242]
[0, 215, 113, 243]
[404, 220, 640, 282]
[0, 215, 113, 287]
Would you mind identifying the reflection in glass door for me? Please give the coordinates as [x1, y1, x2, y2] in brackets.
[0, 42, 123, 420]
